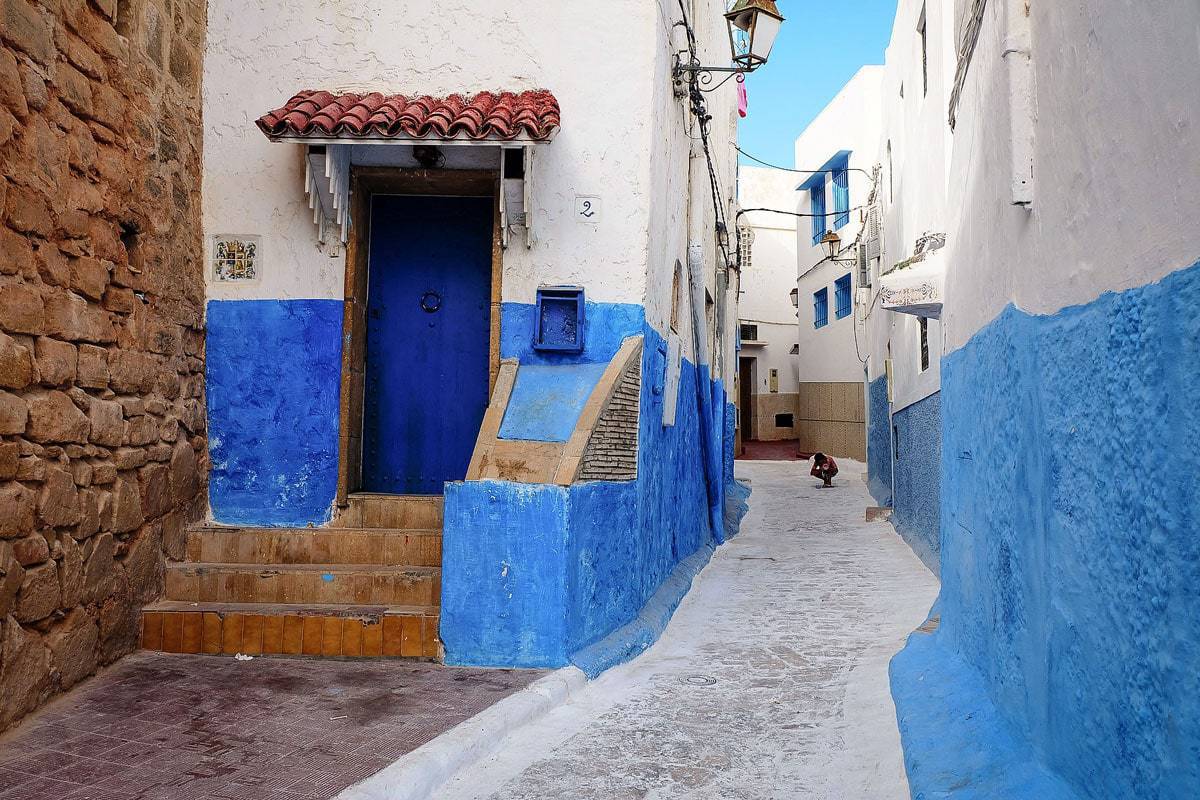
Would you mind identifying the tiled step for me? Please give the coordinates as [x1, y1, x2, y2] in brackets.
[140, 600, 439, 658]
[164, 563, 440, 606]
[336, 493, 444, 529]
[184, 527, 441, 567]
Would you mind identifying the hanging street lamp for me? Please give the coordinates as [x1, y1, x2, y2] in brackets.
[674, 0, 786, 88]
[821, 230, 842, 260]
[726, 0, 785, 72]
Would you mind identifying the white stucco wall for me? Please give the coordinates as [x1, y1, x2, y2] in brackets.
[643, 0, 742, 394]
[942, 0, 1200, 351]
[792, 67, 882, 385]
[737, 166, 800, 394]
[203, 0, 668, 307]
[862, 0, 955, 412]
[203, 0, 742, 395]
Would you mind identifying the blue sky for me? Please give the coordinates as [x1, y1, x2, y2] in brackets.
[737, 0, 897, 167]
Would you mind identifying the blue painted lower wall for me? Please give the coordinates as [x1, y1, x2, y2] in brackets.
[440, 481, 572, 666]
[441, 316, 730, 669]
[892, 258, 1200, 799]
[866, 375, 893, 507]
[204, 293, 728, 669]
[206, 299, 342, 526]
[892, 392, 941, 573]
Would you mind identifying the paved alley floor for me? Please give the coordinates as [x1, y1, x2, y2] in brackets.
[0, 653, 543, 800]
[437, 460, 939, 800]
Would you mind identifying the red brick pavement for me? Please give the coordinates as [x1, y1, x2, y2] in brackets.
[0, 652, 544, 800]
[736, 439, 808, 461]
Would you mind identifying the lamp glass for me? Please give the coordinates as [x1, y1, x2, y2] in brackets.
[748, 13, 782, 62]
[821, 231, 842, 259]
[789, 288, 799, 308]
[725, 1, 784, 69]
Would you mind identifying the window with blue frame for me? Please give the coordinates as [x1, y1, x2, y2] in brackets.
[835, 274, 852, 319]
[810, 182, 826, 245]
[813, 287, 829, 328]
[832, 156, 850, 230]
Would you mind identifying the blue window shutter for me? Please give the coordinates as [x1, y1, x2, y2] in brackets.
[810, 183, 826, 245]
[833, 164, 850, 229]
[813, 288, 829, 328]
[835, 274, 852, 319]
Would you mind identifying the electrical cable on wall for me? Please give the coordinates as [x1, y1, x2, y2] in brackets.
[675, 0, 735, 276]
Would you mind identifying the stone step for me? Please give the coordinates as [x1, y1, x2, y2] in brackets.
[164, 563, 441, 606]
[336, 493, 444, 529]
[184, 527, 442, 567]
[140, 600, 439, 658]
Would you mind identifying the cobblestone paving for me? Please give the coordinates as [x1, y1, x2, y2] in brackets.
[439, 460, 939, 800]
[0, 653, 543, 800]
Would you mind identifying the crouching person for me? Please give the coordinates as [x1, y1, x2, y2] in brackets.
[810, 452, 838, 488]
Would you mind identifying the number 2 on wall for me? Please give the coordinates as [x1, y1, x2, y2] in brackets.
[575, 195, 600, 224]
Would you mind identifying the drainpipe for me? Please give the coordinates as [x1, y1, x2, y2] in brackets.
[688, 242, 725, 544]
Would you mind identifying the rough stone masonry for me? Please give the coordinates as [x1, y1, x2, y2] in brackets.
[0, 0, 206, 729]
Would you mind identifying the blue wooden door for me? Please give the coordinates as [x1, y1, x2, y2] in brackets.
[362, 194, 493, 494]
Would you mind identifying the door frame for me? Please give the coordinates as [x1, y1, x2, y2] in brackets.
[738, 356, 756, 442]
[336, 168, 503, 507]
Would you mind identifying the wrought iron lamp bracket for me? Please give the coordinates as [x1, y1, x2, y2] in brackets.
[673, 53, 749, 94]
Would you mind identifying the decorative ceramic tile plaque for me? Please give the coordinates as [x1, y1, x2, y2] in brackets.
[212, 235, 261, 282]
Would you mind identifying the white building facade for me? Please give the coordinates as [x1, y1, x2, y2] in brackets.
[874, 1, 1200, 798]
[858, 0, 955, 571]
[791, 67, 882, 461]
[735, 166, 799, 446]
[192, 0, 744, 670]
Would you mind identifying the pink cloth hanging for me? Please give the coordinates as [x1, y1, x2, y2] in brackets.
[737, 78, 749, 118]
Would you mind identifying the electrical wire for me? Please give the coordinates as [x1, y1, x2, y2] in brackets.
[737, 205, 869, 220]
[734, 145, 874, 178]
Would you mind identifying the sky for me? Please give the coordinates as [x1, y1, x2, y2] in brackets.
[737, 0, 898, 168]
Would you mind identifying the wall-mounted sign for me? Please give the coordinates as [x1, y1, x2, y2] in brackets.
[574, 195, 600, 224]
[212, 235, 261, 283]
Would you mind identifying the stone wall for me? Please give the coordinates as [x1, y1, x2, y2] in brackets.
[749, 391, 798, 442]
[794, 381, 866, 460]
[578, 357, 640, 482]
[0, 0, 206, 730]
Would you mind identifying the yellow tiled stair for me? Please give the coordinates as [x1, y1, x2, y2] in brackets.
[141, 494, 443, 659]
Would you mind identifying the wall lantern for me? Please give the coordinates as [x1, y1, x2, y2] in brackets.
[789, 287, 799, 307]
[675, 0, 785, 88]
[821, 230, 842, 260]
[726, 0, 785, 71]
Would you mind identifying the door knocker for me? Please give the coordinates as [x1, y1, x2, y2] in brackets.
[420, 291, 442, 313]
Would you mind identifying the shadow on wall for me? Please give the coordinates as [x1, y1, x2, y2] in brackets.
[867, 375, 893, 507]
[892, 392, 941, 574]
[893, 258, 1200, 799]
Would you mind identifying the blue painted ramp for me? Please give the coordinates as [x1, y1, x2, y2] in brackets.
[498, 363, 608, 442]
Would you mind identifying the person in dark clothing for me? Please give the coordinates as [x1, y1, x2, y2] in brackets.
[811, 452, 839, 487]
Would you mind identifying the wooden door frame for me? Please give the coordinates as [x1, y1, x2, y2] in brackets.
[336, 167, 503, 508]
[738, 356, 756, 442]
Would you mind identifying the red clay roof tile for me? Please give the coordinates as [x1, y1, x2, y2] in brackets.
[256, 90, 560, 142]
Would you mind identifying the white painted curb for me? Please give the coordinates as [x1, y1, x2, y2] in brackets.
[336, 667, 588, 800]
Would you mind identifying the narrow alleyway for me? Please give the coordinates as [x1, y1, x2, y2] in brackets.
[435, 460, 938, 799]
